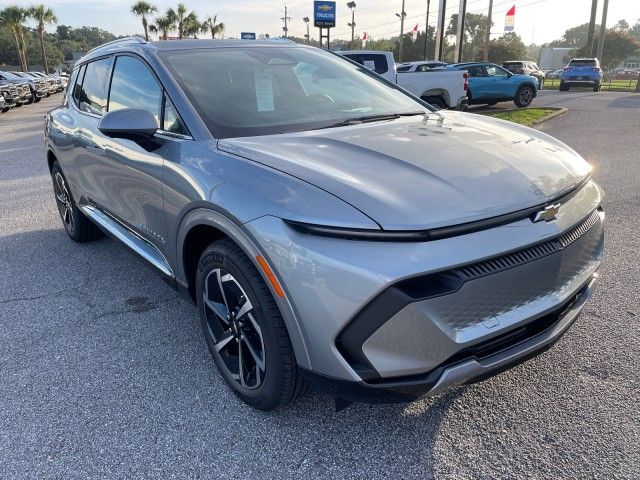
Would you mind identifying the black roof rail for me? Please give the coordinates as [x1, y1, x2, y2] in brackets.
[86, 36, 146, 55]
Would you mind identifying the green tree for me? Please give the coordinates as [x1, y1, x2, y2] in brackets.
[0, 6, 29, 70]
[488, 32, 526, 64]
[447, 13, 490, 61]
[150, 15, 174, 40]
[548, 23, 596, 48]
[630, 20, 640, 42]
[131, 1, 157, 41]
[166, 3, 197, 40]
[29, 4, 57, 73]
[576, 28, 640, 73]
[201, 15, 225, 39]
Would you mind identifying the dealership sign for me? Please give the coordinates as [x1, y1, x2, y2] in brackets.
[314, 1, 336, 28]
[241, 32, 257, 40]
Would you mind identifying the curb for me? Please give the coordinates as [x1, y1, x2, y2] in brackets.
[532, 107, 568, 126]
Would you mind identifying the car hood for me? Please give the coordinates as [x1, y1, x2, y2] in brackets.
[218, 111, 591, 230]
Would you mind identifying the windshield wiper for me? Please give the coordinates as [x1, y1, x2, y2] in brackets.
[315, 111, 426, 130]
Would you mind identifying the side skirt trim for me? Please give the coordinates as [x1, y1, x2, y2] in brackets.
[81, 205, 174, 278]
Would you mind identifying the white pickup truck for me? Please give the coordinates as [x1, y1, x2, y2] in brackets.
[336, 50, 469, 110]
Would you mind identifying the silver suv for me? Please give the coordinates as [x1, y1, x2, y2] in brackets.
[45, 38, 604, 410]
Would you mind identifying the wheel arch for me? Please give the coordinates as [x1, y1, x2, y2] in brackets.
[176, 207, 313, 370]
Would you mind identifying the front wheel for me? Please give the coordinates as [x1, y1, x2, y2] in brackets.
[196, 239, 308, 410]
[593, 82, 601, 92]
[559, 81, 569, 92]
[514, 85, 534, 107]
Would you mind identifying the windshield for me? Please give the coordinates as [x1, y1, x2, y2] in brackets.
[162, 46, 427, 138]
[1, 71, 24, 80]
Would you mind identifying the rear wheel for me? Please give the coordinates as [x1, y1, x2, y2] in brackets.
[593, 82, 601, 92]
[196, 239, 308, 410]
[423, 95, 447, 109]
[514, 85, 534, 107]
[559, 81, 568, 91]
[50, 162, 103, 242]
[1, 107, 9, 113]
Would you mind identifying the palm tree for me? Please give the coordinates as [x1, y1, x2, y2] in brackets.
[149, 15, 174, 40]
[0, 7, 29, 71]
[130, 1, 157, 42]
[28, 5, 57, 74]
[201, 15, 225, 39]
[166, 3, 197, 40]
[183, 14, 201, 38]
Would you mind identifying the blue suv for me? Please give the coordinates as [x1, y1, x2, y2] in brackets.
[446, 62, 538, 107]
[560, 58, 603, 92]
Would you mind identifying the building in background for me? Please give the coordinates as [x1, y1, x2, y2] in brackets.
[539, 47, 574, 70]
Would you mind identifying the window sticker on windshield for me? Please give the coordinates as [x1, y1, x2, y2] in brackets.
[254, 67, 275, 112]
[363, 60, 376, 71]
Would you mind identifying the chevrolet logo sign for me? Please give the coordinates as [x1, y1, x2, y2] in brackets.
[318, 4, 333, 11]
[533, 203, 561, 222]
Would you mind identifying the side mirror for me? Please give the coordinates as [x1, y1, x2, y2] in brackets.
[98, 108, 158, 142]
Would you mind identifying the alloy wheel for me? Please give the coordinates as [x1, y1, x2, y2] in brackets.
[53, 172, 75, 232]
[520, 88, 533, 104]
[203, 268, 266, 390]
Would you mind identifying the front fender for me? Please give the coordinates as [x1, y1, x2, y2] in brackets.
[174, 207, 313, 370]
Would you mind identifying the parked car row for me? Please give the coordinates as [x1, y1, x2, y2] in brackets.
[338, 52, 542, 109]
[0, 70, 68, 113]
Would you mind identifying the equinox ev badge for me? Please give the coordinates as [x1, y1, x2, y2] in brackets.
[533, 204, 561, 222]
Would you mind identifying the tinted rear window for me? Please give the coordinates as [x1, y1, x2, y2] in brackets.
[503, 62, 523, 67]
[569, 59, 597, 66]
[341, 54, 389, 74]
[396, 65, 412, 72]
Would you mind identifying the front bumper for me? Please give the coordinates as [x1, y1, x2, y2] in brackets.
[245, 181, 604, 385]
[302, 275, 597, 403]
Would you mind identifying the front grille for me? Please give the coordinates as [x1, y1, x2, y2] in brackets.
[456, 209, 601, 281]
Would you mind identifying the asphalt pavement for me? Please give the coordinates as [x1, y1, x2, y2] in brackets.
[0, 92, 638, 479]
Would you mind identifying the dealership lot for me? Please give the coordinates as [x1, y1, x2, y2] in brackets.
[0, 93, 638, 478]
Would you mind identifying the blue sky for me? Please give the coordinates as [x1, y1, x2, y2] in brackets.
[2, 0, 639, 45]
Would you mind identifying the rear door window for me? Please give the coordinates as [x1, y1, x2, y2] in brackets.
[76, 57, 112, 115]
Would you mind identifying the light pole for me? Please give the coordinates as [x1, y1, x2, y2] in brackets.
[483, 0, 493, 61]
[423, 0, 431, 60]
[396, 0, 407, 63]
[586, 0, 598, 56]
[347, 2, 357, 50]
[303, 16, 310, 43]
[596, 0, 609, 61]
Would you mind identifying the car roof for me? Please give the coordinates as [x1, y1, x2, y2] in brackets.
[79, 37, 304, 65]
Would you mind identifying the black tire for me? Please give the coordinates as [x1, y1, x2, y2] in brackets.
[196, 239, 308, 410]
[50, 162, 103, 242]
[593, 82, 601, 92]
[514, 85, 534, 107]
[1, 107, 9, 113]
[25, 97, 34, 105]
[34, 97, 41, 103]
[559, 81, 568, 92]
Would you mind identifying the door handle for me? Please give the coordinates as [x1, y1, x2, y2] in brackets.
[90, 144, 105, 155]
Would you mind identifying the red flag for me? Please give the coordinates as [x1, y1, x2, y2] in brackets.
[411, 23, 419, 42]
[362, 32, 368, 48]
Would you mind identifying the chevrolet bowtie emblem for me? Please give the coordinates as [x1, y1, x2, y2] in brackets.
[533, 203, 561, 222]
[318, 4, 333, 11]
